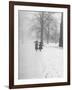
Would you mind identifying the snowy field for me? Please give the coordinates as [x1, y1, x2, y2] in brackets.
[18, 40, 63, 79]
[18, 10, 64, 80]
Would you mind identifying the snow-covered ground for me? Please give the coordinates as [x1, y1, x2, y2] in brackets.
[18, 40, 63, 79]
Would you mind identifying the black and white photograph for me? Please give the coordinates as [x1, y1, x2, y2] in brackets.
[18, 10, 63, 79]
[9, 1, 70, 89]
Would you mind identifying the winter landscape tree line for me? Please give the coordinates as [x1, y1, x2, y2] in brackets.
[31, 11, 63, 47]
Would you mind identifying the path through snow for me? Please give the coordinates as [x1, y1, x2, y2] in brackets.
[18, 40, 63, 79]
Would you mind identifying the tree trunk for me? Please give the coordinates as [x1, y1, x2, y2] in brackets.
[41, 12, 44, 43]
[47, 26, 49, 44]
[59, 13, 63, 47]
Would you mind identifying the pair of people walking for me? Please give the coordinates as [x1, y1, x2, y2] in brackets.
[34, 41, 43, 51]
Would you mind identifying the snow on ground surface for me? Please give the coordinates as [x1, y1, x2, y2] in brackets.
[18, 40, 63, 79]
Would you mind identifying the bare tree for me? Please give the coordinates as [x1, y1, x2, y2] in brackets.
[31, 12, 44, 43]
[40, 12, 44, 43]
[59, 13, 63, 47]
[31, 11, 59, 44]
[44, 12, 53, 43]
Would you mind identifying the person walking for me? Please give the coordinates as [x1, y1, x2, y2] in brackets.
[34, 41, 38, 51]
[39, 42, 43, 51]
